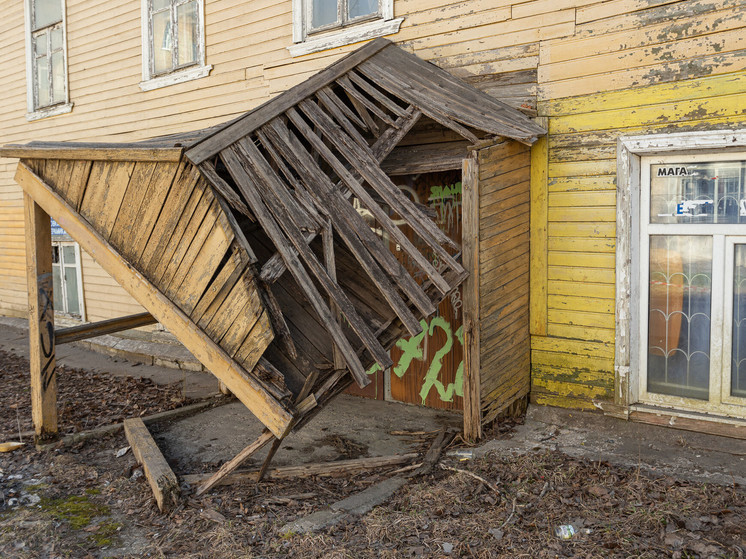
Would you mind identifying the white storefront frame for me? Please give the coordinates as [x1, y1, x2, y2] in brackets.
[616, 129, 746, 419]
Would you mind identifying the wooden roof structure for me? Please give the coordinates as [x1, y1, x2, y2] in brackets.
[2, 39, 544, 491]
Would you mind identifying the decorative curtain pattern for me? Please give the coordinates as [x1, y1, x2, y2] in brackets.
[648, 235, 712, 400]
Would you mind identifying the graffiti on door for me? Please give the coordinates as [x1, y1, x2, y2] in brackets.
[348, 170, 464, 409]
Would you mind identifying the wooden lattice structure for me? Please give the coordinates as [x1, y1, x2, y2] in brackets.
[2, 39, 544, 491]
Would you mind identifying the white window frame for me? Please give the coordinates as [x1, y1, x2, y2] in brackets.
[52, 241, 86, 321]
[139, 0, 212, 92]
[289, 0, 403, 57]
[24, 0, 73, 121]
[616, 129, 746, 419]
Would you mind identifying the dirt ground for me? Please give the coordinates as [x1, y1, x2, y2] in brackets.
[0, 350, 744, 558]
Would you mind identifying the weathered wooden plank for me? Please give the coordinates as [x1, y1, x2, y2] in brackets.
[23, 194, 57, 439]
[185, 38, 392, 164]
[382, 141, 470, 175]
[196, 430, 275, 496]
[298, 100, 462, 273]
[81, 161, 136, 238]
[462, 153, 481, 442]
[124, 161, 181, 264]
[259, 118, 428, 335]
[169, 221, 235, 315]
[56, 312, 157, 345]
[190, 247, 247, 323]
[108, 161, 158, 249]
[15, 163, 289, 438]
[291, 102, 448, 306]
[0, 145, 183, 162]
[152, 181, 213, 287]
[347, 69, 409, 117]
[197, 161, 253, 219]
[316, 88, 376, 157]
[337, 74, 398, 127]
[337, 75, 381, 136]
[64, 160, 94, 211]
[233, 138, 393, 380]
[137, 162, 201, 274]
[123, 417, 180, 513]
[221, 143, 374, 386]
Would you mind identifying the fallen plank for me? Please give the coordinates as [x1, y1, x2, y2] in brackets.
[407, 428, 458, 478]
[183, 453, 418, 487]
[35, 396, 228, 450]
[196, 429, 276, 495]
[124, 417, 180, 512]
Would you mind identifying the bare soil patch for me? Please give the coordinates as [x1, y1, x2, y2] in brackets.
[0, 348, 192, 439]
[0, 349, 744, 558]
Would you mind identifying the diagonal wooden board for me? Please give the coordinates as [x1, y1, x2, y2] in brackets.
[14, 162, 294, 439]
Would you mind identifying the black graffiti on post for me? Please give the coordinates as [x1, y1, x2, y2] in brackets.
[38, 282, 56, 393]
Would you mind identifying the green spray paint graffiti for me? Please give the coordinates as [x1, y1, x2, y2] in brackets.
[365, 317, 464, 405]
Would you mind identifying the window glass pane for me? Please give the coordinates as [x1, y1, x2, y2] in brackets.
[732, 245, 746, 398]
[152, 10, 173, 74]
[648, 235, 712, 400]
[63, 265, 80, 315]
[62, 245, 76, 264]
[312, 0, 338, 28]
[33, 0, 63, 30]
[50, 27, 63, 51]
[34, 34, 47, 56]
[52, 264, 62, 311]
[152, 0, 170, 11]
[176, 1, 198, 66]
[650, 161, 746, 224]
[51, 51, 65, 103]
[348, 0, 377, 19]
[36, 55, 50, 107]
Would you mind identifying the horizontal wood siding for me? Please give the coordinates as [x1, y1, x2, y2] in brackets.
[478, 141, 531, 423]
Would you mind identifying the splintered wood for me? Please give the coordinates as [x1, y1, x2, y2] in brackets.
[4, 38, 543, 483]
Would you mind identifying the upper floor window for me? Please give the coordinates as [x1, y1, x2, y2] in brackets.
[140, 0, 211, 91]
[24, 0, 72, 120]
[290, 0, 402, 57]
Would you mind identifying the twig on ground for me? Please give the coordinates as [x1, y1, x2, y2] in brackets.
[439, 464, 503, 499]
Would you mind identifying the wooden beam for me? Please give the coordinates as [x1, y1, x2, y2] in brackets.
[0, 145, 183, 162]
[461, 154, 482, 442]
[381, 141, 470, 175]
[24, 194, 57, 440]
[323, 223, 346, 372]
[197, 429, 276, 495]
[124, 417, 180, 512]
[56, 312, 158, 345]
[184, 453, 418, 486]
[15, 163, 293, 439]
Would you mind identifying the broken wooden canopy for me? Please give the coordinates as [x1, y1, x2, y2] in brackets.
[3, 39, 543, 468]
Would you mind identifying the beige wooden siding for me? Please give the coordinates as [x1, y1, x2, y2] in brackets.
[80, 251, 147, 322]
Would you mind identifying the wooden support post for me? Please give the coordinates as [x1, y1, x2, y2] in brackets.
[24, 193, 58, 440]
[461, 154, 482, 442]
[197, 429, 275, 495]
[124, 417, 180, 512]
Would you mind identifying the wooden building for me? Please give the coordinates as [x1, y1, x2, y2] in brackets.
[1, 0, 745, 438]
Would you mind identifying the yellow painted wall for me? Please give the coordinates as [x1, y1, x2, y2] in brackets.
[1, 0, 745, 412]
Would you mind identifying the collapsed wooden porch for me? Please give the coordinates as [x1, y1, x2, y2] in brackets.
[2, 38, 544, 493]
